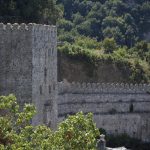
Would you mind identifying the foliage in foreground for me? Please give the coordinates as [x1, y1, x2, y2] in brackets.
[0, 94, 99, 150]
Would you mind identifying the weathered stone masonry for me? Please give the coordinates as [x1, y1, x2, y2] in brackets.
[0, 23, 150, 142]
[0, 23, 58, 129]
[58, 81, 150, 142]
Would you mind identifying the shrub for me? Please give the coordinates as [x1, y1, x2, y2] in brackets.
[0, 94, 99, 150]
[56, 112, 99, 150]
[102, 38, 118, 54]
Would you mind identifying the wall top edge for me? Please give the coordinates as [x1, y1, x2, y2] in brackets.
[0, 23, 56, 31]
[58, 81, 150, 88]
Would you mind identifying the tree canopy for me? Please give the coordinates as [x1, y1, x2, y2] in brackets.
[0, 94, 99, 149]
[0, 0, 150, 82]
[0, 0, 62, 24]
[57, 0, 150, 83]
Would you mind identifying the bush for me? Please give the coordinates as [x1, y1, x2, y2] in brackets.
[0, 94, 99, 150]
[75, 36, 101, 50]
[57, 19, 74, 31]
[56, 112, 99, 150]
[102, 38, 118, 54]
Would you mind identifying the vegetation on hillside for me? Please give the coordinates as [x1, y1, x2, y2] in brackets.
[0, 0, 150, 82]
[57, 0, 150, 82]
[0, 94, 99, 150]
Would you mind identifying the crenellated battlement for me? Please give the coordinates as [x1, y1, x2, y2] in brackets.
[0, 23, 57, 33]
[0, 23, 33, 31]
[58, 80, 150, 94]
[58, 80, 150, 142]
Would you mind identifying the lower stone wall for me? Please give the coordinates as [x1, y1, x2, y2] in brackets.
[58, 93, 150, 116]
[58, 81, 150, 142]
[58, 113, 150, 142]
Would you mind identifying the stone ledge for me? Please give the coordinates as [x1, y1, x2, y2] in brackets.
[0, 23, 56, 31]
[106, 147, 129, 150]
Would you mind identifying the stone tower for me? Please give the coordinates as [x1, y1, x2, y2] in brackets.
[0, 23, 58, 128]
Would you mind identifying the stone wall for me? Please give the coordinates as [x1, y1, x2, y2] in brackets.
[0, 23, 58, 128]
[58, 81, 150, 94]
[31, 24, 58, 128]
[1, 22, 150, 140]
[58, 81, 150, 142]
[0, 23, 33, 104]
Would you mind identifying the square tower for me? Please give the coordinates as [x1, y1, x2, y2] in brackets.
[0, 23, 58, 128]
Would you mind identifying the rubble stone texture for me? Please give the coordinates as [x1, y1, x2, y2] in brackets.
[58, 81, 150, 142]
[0, 23, 150, 142]
[0, 23, 58, 129]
